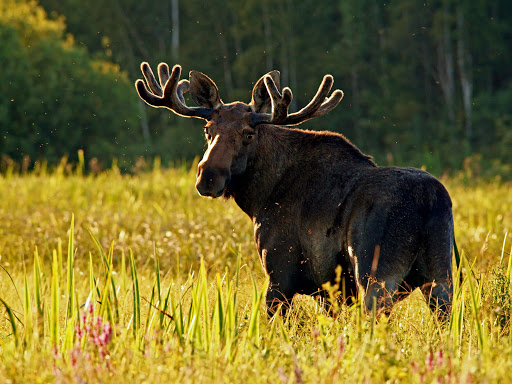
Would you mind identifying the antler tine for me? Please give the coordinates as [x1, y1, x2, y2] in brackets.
[158, 63, 170, 88]
[310, 89, 344, 119]
[264, 76, 293, 124]
[141, 62, 163, 96]
[282, 75, 334, 126]
[135, 62, 213, 120]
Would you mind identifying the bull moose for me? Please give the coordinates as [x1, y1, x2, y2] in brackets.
[135, 62, 454, 320]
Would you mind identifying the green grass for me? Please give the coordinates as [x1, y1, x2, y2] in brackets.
[0, 161, 512, 383]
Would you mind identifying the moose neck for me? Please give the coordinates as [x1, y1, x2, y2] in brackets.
[225, 124, 375, 219]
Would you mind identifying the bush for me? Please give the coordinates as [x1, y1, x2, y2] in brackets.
[0, 0, 141, 167]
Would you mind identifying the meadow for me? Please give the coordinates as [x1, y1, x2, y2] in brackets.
[0, 158, 511, 383]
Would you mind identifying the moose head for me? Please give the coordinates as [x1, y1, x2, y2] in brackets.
[135, 63, 343, 198]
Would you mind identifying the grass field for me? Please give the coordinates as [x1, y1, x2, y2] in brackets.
[0, 160, 511, 383]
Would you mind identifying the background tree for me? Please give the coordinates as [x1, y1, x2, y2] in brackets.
[0, 0, 141, 168]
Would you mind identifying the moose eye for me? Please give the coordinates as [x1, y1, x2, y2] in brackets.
[243, 131, 255, 145]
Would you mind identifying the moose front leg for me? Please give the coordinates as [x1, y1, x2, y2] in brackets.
[259, 247, 299, 317]
[361, 276, 403, 316]
[265, 280, 295, 317]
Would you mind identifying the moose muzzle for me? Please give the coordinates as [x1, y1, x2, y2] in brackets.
[196, 165, 231, 197]
[195, 135, 234, 198]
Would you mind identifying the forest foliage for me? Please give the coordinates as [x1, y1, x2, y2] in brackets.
[1, 0, 511, 175]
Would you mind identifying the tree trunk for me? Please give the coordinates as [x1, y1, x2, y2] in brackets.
[218, 31, 234, 101]
[171, 0, 179, 61]
[138, 100, 151, 142]
[457, 8, 473, 146]
[351, 68, 361, 143]
[286, 0, 297, 112]
[262, 1, 273, 72]
[436, 8, 456, 124]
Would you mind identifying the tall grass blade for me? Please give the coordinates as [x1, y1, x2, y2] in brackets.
[62, 311, 77, 352]
[370, 296, 377, 340]
[99, 250, 115, 325]
[187, 273, 203, 346]
[154, 244, 161, 302]
[0, 262, 22, 307]
[77, 149, 85, 177]
[453, 236, 463, 286]
[187, 314, 198, 342]
[459, 290, 465, 355]
[464, 254, 484, 350]
[214, 273, 225, 344]
[450, 250, 465, 333]
[278, 315, 290, 344]
[121, 250, 127, 294]
[0, 298, 18, 348]
[50, 249, 59, 347]
[23, 269, 33, 349]
[170, 287, 184, 343]
[88, 229, 107, 264]
[89, 252, 100, 300]
[129, 249, 141, 338]
[357, 287, 365, 338]
[144, 286, 157, 336]
[57, 238, 63, 282]
[161, 282, 173, 330]
[199, 259, 210, 350]
[33, 247, 44, 340]
[247, 273, 269, 344]
[105, 241, 119, 322]
[66, 214, 75, 322]
[506, 242, 512, 287]
[499, 232, 508, 264]
[153, 245, 163, 328]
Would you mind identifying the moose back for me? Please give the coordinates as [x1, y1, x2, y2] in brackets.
[135, 63, 454, 319]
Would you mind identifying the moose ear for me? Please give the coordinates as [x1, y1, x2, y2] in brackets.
[189, 71, 222, 109]
[250, 70, 280, 113]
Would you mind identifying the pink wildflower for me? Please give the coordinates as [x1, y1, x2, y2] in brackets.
[76, 325, 84, 342]
[71, 304, 114, 370]
[337, 335, 345, 357]
[70, 347, 80, 367]
[426, 351, 434, 372]
[436, 349, 444, 366]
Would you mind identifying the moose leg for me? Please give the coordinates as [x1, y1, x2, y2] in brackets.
[354, 246, 415, 316]
[420, 278, 452, 323]
[362, 276, 403, 316]
[259, 249, 302, 317]
[265, 277, 297, 317]
[419, 221, 454, 322]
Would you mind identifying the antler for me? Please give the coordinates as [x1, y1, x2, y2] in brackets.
[135, 62, 213, 120]
[251, 74, 344, 127]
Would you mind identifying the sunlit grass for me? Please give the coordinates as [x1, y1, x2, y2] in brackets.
[0, 161, 511, 383]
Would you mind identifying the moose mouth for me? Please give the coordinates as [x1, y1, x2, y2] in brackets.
[197, 186, 225, 198]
